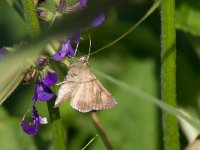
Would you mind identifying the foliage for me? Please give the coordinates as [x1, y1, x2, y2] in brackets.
[0, 0, 200, 150]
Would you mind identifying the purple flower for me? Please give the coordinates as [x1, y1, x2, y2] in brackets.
[33, 71, 58, 102]
[53, 39, 75, 61]
[80, 0, 87, 7]
[91, 14, 106, 27]
[34, 81, 54, 102]
[21, 105, 47, 135]
[42, 71, 58, 87]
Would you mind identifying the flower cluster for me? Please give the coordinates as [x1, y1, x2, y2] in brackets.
[21, 62, 58, 135]
[53, 0, 105, 61]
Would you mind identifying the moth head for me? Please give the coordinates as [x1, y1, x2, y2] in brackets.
[79, 56, 88, 63]
[78, 56, 90, 70]
[70, 56, 90, 69]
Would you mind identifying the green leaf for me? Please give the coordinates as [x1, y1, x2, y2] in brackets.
[176, 2, 200, 36]
[0, 71, 24, 105]
[0, 40, 48, 105]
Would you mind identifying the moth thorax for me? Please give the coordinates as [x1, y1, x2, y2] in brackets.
[79, 56, 87, 63]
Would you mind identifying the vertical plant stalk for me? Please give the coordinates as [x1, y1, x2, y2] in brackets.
[22, 1, 66, 149]
[47, 98, 66, 150]
[21, 0, 40, 37]
[161, 0, 180, 149]
[91, 112, 114, 150]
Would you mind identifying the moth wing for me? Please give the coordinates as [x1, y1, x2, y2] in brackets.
[54, 65, 81, 108]
[54, 81, 77, 107]
[70, 79, 117, 112]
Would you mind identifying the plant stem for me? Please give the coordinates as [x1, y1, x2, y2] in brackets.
[47, 98, 66, 150]
[161, 0, 180, 149]
[91, 112, 114, 150]
[21, 0, 40, 37]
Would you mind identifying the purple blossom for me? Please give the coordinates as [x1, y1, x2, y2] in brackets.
[21, 105, 47, 135]
[34, 81, 54, 102]
[53, 39, 75, 61]
[42, 71, 58, 87]
[21, 70, 56, 135]
[33, 71, 58, 102]
[91, 14, 106, 27]
[52, 0, 106, 62]
[80, 0, 87, 7]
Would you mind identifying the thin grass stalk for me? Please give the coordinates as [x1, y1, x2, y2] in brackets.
[161, 0, 180, 149]
[91, 112, 114, 150]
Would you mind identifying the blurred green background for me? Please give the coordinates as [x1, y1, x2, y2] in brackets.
[0, 0, 200, 149]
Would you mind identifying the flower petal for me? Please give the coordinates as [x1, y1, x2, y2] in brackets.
[80, 0, 87, 7]
[53, 39, 75, 61]
[39, 117, 48, 124]
[52, 45, 68, 61]
[21, 120, 39, 135]
[91, 14, 106, 27]
[42, 71, 58, 87]
[36, 82, 54, 101]
[21, 105, 48, 135]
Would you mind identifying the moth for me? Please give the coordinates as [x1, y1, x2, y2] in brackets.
[54, 56, 117, 112]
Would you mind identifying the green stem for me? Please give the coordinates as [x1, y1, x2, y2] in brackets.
[91, 112, 114, 150]
[161, 0, 180, 149]
[21, 0, 40, 37]
[47, 99, 66, 150]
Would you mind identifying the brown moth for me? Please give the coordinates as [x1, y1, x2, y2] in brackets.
[54, 56, 117, 112]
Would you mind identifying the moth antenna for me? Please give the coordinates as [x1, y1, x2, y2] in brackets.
[86, 34, 92, 61]
[74, 41, 80, 56]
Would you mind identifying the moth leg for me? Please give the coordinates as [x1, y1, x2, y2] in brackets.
[56, 81, 67, 86]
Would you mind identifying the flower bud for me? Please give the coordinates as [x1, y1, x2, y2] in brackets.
[37, 55, 48, 67]
[37, 7, 54, 22]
